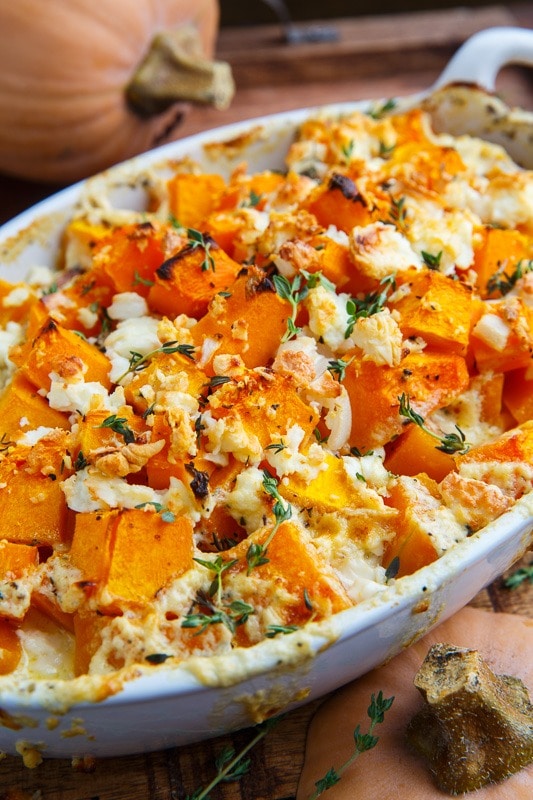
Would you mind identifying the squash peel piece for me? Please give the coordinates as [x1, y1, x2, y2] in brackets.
[407, 642, 533, 795]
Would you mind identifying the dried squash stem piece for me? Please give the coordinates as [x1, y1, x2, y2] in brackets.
[127, 26, 235, 115]
[407, 643, 533, 795]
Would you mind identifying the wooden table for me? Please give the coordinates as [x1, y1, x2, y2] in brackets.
[1, 6, 533, 798]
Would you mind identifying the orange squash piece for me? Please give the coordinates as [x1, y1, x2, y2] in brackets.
[503, 368, 533, 424]
[224, 521, 352, 645]
[343, 348, 470, 451]
[305, 171, 374, 233]
[382, 476, 440, 577]
[470, 298, 533, 374]
[384, 422, 456, 483]
[92, 220, 171, 297]
[11, 317, 111, 392]
[72, 406, 147, 465]
[123, 349, 207, 415]
[473, 226, 533, 298]
[167, 172, 226, 229]
[0, 539, 39, 577]
[147, 236, 242, 319]
[191, 267, 290, 372]
[0, 371, 69, 437]
[208, 371, 319, 454]
[0, 278, 37, 326]
[69, 508, 194, 613]
[390, 268, 474, 354]
[455, 422, 533, 477]
[0, 431, 71, 547]
[0, 618, 22, 675]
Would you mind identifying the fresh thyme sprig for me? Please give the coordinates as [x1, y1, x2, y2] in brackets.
[327, 356, 354, 382]
[182, 590, 254, 635]
[265, 440, 287, 454]
[301, 269, 336, 293]
[421, 250, 442, 270]
[398, 393, 469, 454]
[187, 228, 216, 272]
[308, 691, 394, 799]
[98, 414, 135, 445]
[367, 97, 397, 120]
[184, 717, 281, 800]
[486, 259, 533, 296]
[135, 501, 175, 523]
[345, 274, 396, 338]
[503, 562, 533, 589]
[115, 340, 195, 383]
[388, 194, 408, 231]
[193, 555, 238, 606]
[246, 470, 292, 573]
[273, 273, 309, 342]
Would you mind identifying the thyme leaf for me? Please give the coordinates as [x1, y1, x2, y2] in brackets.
[98, 414, 135, 444]
[398, 393, 470, 454]
[187, 228, 216, 272]
[309, 691, 394, 799]
[273, 273, 309, 342]
[486, 259, 533, 296]
[421, 250, 442, 270]
[184, 717, 281, 800]
[116, 340, 195, 382]
[504, 562, 533, 589]
[367, 97, 397, 120]
[345, 274, 396, 338]
[246, 470, 292, 574]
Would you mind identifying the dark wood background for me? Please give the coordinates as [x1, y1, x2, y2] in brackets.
[1, 6, 533, 798]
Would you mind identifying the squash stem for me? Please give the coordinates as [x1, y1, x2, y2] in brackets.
[126, 26, 235, 117]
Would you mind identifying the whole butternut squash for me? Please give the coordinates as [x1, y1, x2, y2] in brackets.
[0, 0, 233, 183]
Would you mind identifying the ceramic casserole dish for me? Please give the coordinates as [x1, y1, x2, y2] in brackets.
[1, 26, 533, 761]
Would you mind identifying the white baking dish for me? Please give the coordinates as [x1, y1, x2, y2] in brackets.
[1, 26, 533, 760]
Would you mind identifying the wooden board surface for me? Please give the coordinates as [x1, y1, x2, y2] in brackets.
[1, 6, 533, 798]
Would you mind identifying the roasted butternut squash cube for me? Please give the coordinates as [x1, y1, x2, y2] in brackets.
[11, 318, 111, 392]
[168, 173, 226, 229]
[306, 172, 375, 233]
[208, 372, 319, 457]
[470, 297, 533, 373]
[455, 422, 533, 488]
[70, 508, 194, 613]
[382, 476, 440, 577]
[61, 217, 113, 270]
[92, 221, 171, 297]
[224, 520, 352, 645]
[473, 227, 533, 298]
[384, 422, 456, 483]
[147, 236, 242, 319]
[123, 350, 207, 415]
[0, 371, 69, 437]
[41, 271, 115, 336]
[343, 348, 469, 451]
[390, 268, 474, 354]
[0, 278, 37, 326]
[503, 368, 533, 424]
[279, 453, 358, 513]
[191, 267, 290, 372]
[0, 431, 71, 547]
[0, 618, 22, 675]
[73, 406, 147, 464]
[0, 539, 39, 578]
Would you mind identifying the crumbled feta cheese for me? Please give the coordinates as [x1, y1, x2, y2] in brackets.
[107, 292, 149, 320]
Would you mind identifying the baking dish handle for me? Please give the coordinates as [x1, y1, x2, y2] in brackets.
[432, 27, 533, 92]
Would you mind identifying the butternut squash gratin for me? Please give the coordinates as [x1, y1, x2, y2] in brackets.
[1, 105, 533, 683]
